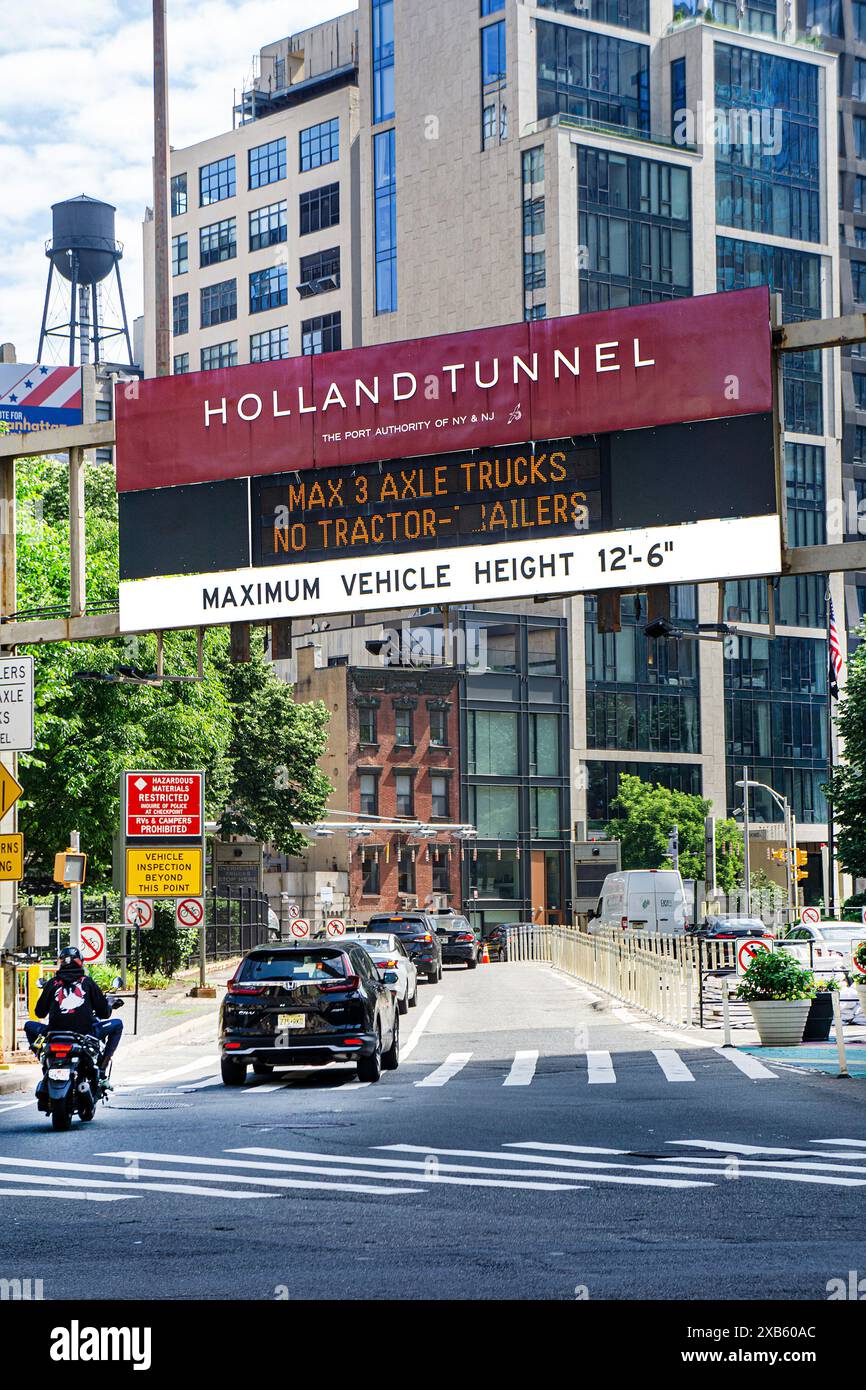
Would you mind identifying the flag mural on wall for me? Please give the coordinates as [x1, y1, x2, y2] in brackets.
[828, 594, 843, 701]
[0, 364, 83, 434]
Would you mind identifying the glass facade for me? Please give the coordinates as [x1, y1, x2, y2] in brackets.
[372, 0, 395, 124]
[537, 0, 648, 28]
[373, 128, 397, 314]
[579, 148, 691, 310]
[537, 20, 649, 133]
[717, 236, 823, 435]
[587, 761, 702, 829]
[714, 44, 820, 243]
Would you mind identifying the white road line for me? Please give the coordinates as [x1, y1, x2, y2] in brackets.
[638, 1163, 866, 1188]
[586, 1050, 616, 1084]
[504, 1141, 631, 1156]
[415, 1051, 472, 1087]
[400, 994, 443, 1059]
[714, 1047, 778, 1080]
[0, 1189, 138, 1202]
[503, 1051, 538, 1087]
[177, 1077, 224, 1092]
[653, 1050, 695, 1082]
[0, 1170, 272, 1200]
[116, 1055, 220, 1089]
[813, 1138, 866, 1147]
[664, 1156, 866, 1176]
[668, 1140, 866, 1159]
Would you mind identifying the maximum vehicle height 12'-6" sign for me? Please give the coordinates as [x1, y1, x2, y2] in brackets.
[115, 289, 780, 632]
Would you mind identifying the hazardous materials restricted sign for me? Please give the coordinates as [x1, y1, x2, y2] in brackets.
[126, 846, 203, 898]
[125, 771, 203, 838]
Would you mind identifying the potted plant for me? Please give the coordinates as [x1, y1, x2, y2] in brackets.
[854, 944, 866, 1015]
[803, 978, 839, 1042]
[736, 949, 815, 1046]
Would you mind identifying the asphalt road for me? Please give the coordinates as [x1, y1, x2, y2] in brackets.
[1, 962, 865, 1302]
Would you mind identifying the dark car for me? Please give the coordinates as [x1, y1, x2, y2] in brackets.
[218, 943, 399, 1086]
[434, 912, 480, 968]
[483, 922, 540, 961]
[365, 912, 444, 982]
[690, 916, 776, 941]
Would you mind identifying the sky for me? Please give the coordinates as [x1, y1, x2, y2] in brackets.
[0, 0, 349, 364]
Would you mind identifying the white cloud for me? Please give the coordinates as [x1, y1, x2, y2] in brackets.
[0, 0, 350, 363]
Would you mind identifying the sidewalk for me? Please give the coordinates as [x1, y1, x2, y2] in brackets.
[0, 958, 239, 1097]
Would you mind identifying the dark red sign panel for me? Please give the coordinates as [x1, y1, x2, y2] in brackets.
[125, 771, 203, 838]
[115, 288, 771, 494]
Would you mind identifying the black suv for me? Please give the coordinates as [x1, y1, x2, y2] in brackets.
[219, 943, 399, 1085]
[365, 912, 444, 982]
[434, 911, 480, 968]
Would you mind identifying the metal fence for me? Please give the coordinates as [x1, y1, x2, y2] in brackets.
[203, 888, 271, 961]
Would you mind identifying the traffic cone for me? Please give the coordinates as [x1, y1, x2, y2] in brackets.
[481, 942, 490, 964]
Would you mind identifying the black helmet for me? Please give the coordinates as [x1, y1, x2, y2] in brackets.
[58, 946, 83, 968]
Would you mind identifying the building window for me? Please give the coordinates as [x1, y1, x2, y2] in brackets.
[358, 705, 378, 744]
[372, 0, 395, 124]
[531, 787, 560, 840]
[430, 774, 449, 819]
[395, 705, 414, 746]
[200, 278, 237, 328]
[432, 856, 450, 895]
[469, 785, 519, 837]
[173, 352, 189, 375]
[537, 20, 650, 134]
[300, 118, 340, 171]
[579, 148, 692, 311]
[300, 183, 340, 235]
[481, 19, 506, 85]
[482, 0, 505, 12]
[171, 173, 187, 216]
[250, 264, 288, 314]
[855, 177, 866, 214]
[299, 247, 341, 296]
[855, 425, 866, 464]
[856, 0, 866, 40]
[200, 341, 237, 370]
[530, 713, 561, 774]
[199, 156, 236, 206]
[481, 17, 507, 147]
[199, 217, 236, 268]
[853, 57, 866, 101]
[470, 849, 518, 900]
[524, 250, 546, 290]
[171, 233, 188, 276]
[249, 137, 286, 189]
[374, 128, 397, 314]
[429, 707, 448, 746]
[853, 261, 866, 305]
[362, 855, 380, 896]
[671, 56, 686, 139]
[249, 200, 287, 252]
[397, 854, 416, 896]
[395, 772, 414, 817]
[537, 0, 648, 26]
[467, 710, 518, 775]
[359, 772, 379, 817]
[587, 761, 702, 828]
[250, 326, 289, 362]
[805, 0, 843, 33]
[172, 292, 188, 337]
[301, 311, 342, 354]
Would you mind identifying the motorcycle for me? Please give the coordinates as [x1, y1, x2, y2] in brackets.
[35, 994, 125, 1132]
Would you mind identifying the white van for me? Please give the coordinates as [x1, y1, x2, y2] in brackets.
[589, 869, 687, 935]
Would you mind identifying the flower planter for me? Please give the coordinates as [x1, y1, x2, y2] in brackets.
[747, 999, 811, 1047]
[802, 991, 835, 1043]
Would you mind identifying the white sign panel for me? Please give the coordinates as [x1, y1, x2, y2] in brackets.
[736, 938, 772, 975]
[0, 656, 34, 752]
[124, 897, 154, 930]
[81, 923, 107, 966]
[118, 514, 782, 633]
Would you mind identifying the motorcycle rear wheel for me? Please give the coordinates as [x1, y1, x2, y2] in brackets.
[51, 1100, 72, 1131]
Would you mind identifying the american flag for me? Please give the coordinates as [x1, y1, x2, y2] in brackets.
[828, 594, 844, 700]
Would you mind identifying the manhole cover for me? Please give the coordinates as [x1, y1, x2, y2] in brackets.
[107, 1097, 191, 1111]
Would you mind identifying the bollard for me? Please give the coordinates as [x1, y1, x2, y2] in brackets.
[831, 988, 850, 1079]
[721, 976, 733, 1048]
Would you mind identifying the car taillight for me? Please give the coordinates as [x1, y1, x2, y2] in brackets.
[417, 934, 433, 942]
[228, 985, 266, 997]
[377, 960, 399, 969]
[318, 974, 359, 993]
[456, 933, 474, 942]
[621, 918, 628, 930]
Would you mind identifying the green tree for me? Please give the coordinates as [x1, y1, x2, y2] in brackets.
[604, 773, 743, 889]
[828, 625, 866, 877]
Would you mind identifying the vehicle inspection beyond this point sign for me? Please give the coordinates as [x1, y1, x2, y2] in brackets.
[125, 847, 204, 898]
[0, 656, 34, 751]
[326, 919, 345, 937]
[737, 938, 773, 974]
[289, 918, 310, 939]
[800, 906, 821, 926]
[80, 924, 107, 965]
[125, 771, 203, 838]
[176, 896, 204, 929]
[124, 898, 154, 930]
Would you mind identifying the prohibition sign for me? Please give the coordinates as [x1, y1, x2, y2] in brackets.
[326, 919, 346, 938]
[177, 897, 204, 928]
[290, 917, 310, 939]
[852, 941, 866, 976]
[800, 906, 821, 926]
[81, 924, 106, 966]
[125, 897, 153, 930]
[737, 938, 772, 975]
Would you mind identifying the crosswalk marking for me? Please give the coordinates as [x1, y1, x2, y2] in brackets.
[400, 994, 443, 1060]
[652, 1050, 695, 1083]
[586, 1050, 616, 1084]
[713, 1047, 778, 1080]
[503, 1051, 538, 1086]
[416, 1052, 472, 1087]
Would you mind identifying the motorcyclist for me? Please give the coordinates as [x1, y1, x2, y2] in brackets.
[24, 946, 123, 1076]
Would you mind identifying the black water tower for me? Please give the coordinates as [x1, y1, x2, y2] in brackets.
[38, 195, 133, 365]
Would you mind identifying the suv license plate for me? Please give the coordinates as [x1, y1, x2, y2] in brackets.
[277, 1013, 304, 1029]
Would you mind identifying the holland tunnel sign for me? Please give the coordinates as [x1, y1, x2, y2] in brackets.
[116, 288, 781, 632]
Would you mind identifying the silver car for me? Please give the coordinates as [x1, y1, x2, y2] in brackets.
[339, 934, 419, 1014]
[781, 923, 866, 975]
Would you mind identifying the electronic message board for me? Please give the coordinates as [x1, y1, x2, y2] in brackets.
[116, 289, 780, 632]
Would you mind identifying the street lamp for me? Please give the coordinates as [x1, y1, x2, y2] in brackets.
[734, 776, 795, 919]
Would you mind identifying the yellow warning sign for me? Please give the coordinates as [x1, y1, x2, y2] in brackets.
[125, 846, 203, 898]
[0, 832, 23, 881]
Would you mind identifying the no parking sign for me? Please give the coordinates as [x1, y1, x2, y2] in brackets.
[736, 938, 772, 975]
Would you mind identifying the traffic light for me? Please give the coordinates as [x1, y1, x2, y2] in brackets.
[794, 848, 809, 883]
[770, 848, 788, 864]
[53, 850, 87, 886]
